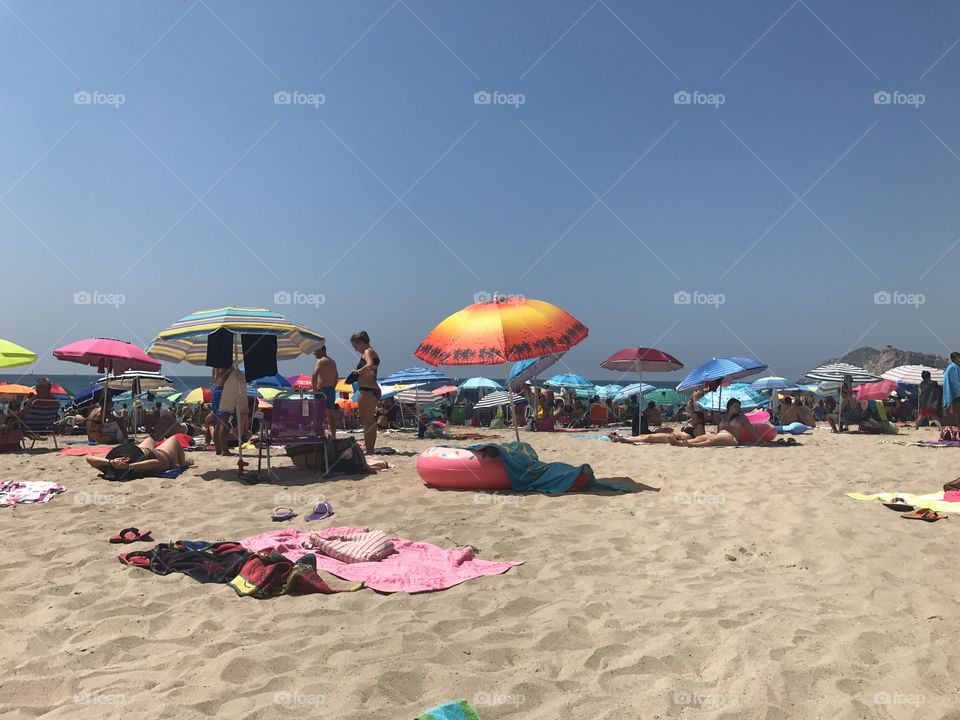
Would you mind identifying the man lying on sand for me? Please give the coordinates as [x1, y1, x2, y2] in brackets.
[86, 436, 191, 479]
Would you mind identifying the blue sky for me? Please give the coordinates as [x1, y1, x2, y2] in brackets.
[2, 0, 958, 383]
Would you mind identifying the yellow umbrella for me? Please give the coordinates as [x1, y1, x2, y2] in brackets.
[0, 339, 37, 369]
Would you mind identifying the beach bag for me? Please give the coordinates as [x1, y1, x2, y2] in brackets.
[287, 438, 372, 475]
[0, 429, 23, 452]
[941, 426, 960, 442]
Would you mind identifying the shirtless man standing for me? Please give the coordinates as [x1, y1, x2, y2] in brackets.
[312, 345, 342, 436]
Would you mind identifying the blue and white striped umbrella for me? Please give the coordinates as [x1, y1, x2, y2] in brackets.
[380, 367, 453, 386]
[696, 383, 768, 411]
[677, 357, 768, 392]
[613, 383, 656, 403]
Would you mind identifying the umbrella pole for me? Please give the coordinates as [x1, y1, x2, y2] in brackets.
[506, 361, 519, 443]
[233, 334, 244, 474]
[101, 361, 111, 439]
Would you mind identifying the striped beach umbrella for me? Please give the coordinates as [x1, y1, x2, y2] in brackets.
[643, 388, 688, 405]
[146, 307, 324, 364]
[474, 390, 527, 409]
[802, 362, 881, 385]
[880, 365, 945, 385]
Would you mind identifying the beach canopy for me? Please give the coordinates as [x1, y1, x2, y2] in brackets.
[509, 353, 564, 386]
[854, 379, 899, 402]
[147, 307, 324, 364]
[545, 373, 594, 392]
[601, 347, 683, 374]
[643, 388, 688, 405]
[474, 390, 527, 409]
[54, 338, 160, 374]
[458, 377, 503, 392]
[750, 376, 794, 392]
[697, 383, 767, 411]
[677, 357, 768, 392]
[380, 367, 453, 386]
[802, 362, 880, 384]
[612, 383, 656, 403]
[395, 389, 443, 405]
[0, 339, 37, 369]
[99, 370, 171, 392]
[880, 364, 945, 385]
[251, 374, 292, 388]
[415, 297, 588, 366]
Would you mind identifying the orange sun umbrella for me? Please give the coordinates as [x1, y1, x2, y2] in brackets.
[415, 296, 588, 440]
[415, 296, 588, 366]
[0, 383, 36, 401]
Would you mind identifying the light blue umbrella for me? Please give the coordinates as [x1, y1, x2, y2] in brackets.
[458, 377, 503, 392]
[613, 383, 656, 403]
[594, 384, 624, 399]
[509, 353, 564, 386]
[545, 373, 594, 392]
[251, 373, 292, 388]
[380, 367, 453, 386]
[677, 357, 768, 392]
[749, 376, 793, 391]
[696, 383, 767, 411]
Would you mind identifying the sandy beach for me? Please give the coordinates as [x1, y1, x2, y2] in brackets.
[2, 425, 957, 719]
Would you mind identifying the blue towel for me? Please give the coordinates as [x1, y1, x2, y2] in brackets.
[417, 699, 481, 720]
[158, 467, 186, 479]
[466, 441, 627, 493]
[944, 363, 960, 408]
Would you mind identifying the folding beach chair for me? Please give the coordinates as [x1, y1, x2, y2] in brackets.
[588, 404, 610, 427]
[254, 396, 328, 480]
[14, 398, 61, 449]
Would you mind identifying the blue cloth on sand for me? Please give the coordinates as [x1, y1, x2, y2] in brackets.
[417, 699, 481, 720]
[944, 363, 960, 408]
[465, 441, 628, 493]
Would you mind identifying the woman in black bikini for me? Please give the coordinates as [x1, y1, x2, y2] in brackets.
[85, 436, 191, 478]
[349, 330, 381, 454]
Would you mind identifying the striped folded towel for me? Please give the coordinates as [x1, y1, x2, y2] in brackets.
[303, 528, 395, 564]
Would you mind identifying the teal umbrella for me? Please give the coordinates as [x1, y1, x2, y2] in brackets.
[643, 388, 688, 405]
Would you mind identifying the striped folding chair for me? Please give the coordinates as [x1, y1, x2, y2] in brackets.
[16, 398, 61, 449]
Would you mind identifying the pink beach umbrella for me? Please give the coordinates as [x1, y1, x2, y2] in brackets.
[54, 338, 161, 423]
[854, 379, 898, 403]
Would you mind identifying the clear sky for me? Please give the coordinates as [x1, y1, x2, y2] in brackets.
[2, 0, 958, 384]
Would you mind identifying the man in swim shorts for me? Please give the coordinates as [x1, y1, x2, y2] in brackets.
[312, 344, 342, 435]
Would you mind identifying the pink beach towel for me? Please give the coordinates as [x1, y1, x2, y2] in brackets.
[0, 481, 65, 506]
[57, 446, 111, 456]
[943, 490, 960, 503]
[241, 527, 522, 593]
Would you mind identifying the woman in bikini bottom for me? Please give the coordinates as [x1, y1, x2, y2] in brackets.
[86, 436, 191, 477]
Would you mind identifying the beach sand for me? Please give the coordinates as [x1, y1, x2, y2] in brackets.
[1, 426, 958, 719]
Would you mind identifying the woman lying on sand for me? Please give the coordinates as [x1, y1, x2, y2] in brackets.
[609, 411, 706, 444]
[86, 436, 191, 479]
[670, 399, 746, 447]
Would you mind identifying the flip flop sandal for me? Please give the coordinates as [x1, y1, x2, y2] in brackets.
[901, 508, 948, 522]
[305, 502, 334, 522]
[272, 507, 297, 522]
[117, 551, 152, 568]
[109, 527, 153, 544]
[882, 497, 914, 512]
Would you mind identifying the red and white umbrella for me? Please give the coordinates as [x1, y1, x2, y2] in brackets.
[601, 347, 683, 374]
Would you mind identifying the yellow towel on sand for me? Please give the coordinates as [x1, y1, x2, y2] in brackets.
[847, 492, 960, 514]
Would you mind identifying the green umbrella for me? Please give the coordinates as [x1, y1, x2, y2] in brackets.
[643, 388, 688, 405]
[0, 338, 37, 369]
